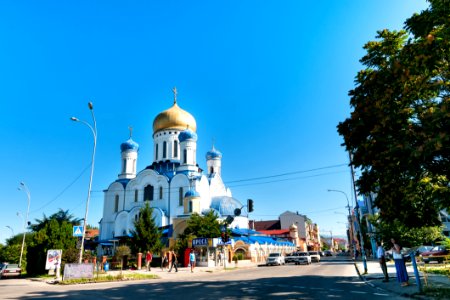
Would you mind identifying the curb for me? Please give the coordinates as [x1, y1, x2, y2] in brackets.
[353, 261, 394, 295]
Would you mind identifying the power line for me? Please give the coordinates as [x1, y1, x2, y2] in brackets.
[224, 163, 347, 184]
[228, 170, 348, 188]
[29, 163, 91, 215]
[87, 163, 348, 193]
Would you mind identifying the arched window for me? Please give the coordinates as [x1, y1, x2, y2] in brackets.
[183, 149, 187, 164]
[134, 189, 138, 202]
[159, 186, 163, 199]
[114, 195, 119, 212]
[179, 187, 183, 206]
[155, 144, 159, 160]
[163, 141, 167, 159]
[174, 140, 178, 157]
[144, 185, 154, 201]
[189, 200, 193, 213]
[210, 167, 214, 174]
[122, 159, 127, 173]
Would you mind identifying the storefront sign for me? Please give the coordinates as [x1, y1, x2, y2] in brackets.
[192, 237, 209, 247]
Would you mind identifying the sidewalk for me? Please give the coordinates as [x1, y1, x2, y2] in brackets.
[105, 262, 259, 280]
[355, 258, 449, 298]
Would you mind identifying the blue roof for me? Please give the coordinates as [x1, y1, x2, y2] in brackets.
[115, 178, 130, 188]
[179, 128, 197, 142]
[206, 145, 222, 160]
[233, 235, 295, 246]
[120, 138, 139, 152]
[210, 196, 243, 216]
[185, 190, 201, 198]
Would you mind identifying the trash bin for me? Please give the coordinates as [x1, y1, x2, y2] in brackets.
[104, 262, 109, 272]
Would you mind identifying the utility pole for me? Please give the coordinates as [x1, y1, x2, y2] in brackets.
[349, 152, 368, 274]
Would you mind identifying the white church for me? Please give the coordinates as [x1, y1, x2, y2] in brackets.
[99, 89, 249, 243]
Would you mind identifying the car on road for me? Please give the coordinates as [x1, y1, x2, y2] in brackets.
[266, 253, 285, 266]
[294, 251, 311, 265]
[285, 252, 300, 264]
[308, 251, 321, 262]
[421, 246, 449, 263]
[0, 263, 21, 279]
[403, 245, 433, 262]
[324, 250, 333, 256]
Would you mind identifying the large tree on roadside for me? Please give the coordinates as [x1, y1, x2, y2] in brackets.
[26, 210, 79, 275]
[338, 0, 450, 228]
[30, 209, 82, 232]
[129, 202, 163, 254]
[174, 210, 223, 253]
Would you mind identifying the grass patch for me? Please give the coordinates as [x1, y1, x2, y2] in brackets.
[59, 273, 159, 285]
[421, 286, 450, 300]
[419, 265, 450, 276]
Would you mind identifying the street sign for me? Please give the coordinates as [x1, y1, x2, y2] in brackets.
[73, 226, 83, 237]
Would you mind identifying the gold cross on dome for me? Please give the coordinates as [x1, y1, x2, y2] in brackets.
[128, 126, 133, 138]
[172, 86, 178, 104]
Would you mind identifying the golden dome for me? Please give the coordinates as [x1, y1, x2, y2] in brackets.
[153, 101, 197, 133]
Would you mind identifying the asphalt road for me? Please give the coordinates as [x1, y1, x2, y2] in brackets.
[0, 257, 407, 299]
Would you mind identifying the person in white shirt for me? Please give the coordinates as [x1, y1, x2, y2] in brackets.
[376, 241, 389, 282]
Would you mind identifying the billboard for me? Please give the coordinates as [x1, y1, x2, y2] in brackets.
[45, 249, 62, 270]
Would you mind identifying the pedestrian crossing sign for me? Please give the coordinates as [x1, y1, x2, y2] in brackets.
[73, 226, 83, 237]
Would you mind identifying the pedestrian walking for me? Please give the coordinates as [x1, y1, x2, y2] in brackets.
[189, 249, 196, 273]
[218, 252, 222, 266]
[145, 251, 153, 271]
[376, 241, 389, 282]
[168, 250, 178, 272]
[161, 252, 168, 270]
[391, 238, 409, 286]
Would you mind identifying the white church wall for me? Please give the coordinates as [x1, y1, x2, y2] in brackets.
[197, 175, 211, 212]
[209, 174, 228, 198]
[103, 182, 125, 223]
[170, 174, 190, 220]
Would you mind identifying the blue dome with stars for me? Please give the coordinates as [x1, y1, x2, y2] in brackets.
[179, 128, 198, 143]
[120, 138, 139, 152]
[210, 196, 243, 216]
[206, 146, 222, 160]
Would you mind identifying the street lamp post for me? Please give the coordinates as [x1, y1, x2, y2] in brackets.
[18, 182, 31, 268]
[327, 189, 352, 250]
[71, 102, 97, 264]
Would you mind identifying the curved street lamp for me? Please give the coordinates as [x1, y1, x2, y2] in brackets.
[6, 225, 14, 237]
[327, 188, 367, 274]
[18, 182, 31, 267]
[71, 102, 97, 264]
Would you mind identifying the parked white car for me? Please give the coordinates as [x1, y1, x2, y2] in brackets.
[294, 251, 311, 265]
[308, 251, 321, 262]
[266, 252, 285, 266]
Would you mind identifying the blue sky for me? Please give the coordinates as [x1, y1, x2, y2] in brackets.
[0, 1, 428, 244]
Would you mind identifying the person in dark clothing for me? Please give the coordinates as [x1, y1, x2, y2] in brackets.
[168, 250, 178, 272]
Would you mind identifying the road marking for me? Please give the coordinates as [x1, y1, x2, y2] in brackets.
[373, 293, 390, 297]
[350, 291, 367, 294]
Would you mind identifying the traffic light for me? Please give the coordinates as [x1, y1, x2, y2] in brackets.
[221, 232, 228, 243]
[247, 199, 254, 213]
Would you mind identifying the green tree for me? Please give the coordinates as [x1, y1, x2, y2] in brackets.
[129, 202, 163, 254]
[369, 215, 444, 248]
[26, 213, 78, 275]
[115, 245, 131, 272]
[30, 209, 81, 232]
[184, 210, 222, 238]
[338, 0, 450, 228]
[174, 210, 223, 253]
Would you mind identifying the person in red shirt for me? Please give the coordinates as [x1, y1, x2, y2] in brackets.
[145, 251, 153, 271]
